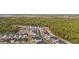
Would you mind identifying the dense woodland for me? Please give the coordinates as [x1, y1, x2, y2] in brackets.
[0, 17, 79, 43]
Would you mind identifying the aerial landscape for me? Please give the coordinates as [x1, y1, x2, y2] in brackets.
[0, 14, 79, 44]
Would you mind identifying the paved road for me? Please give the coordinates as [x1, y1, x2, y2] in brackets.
[47, 29, 71, 44]
[39, 27, 71, 44]
[17, 26, 71, 44]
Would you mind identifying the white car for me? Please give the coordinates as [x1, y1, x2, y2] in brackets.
[35, 39, 42, 42]
[32, 32, 36, 36]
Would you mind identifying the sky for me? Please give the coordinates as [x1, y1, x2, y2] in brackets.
[0, 0, 79, 14]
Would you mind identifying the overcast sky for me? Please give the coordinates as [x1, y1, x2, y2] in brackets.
[0, 0, 79, 14]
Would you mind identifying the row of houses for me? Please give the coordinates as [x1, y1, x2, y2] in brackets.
[0, 33, 28, 39]
[0, 33, 29, 43]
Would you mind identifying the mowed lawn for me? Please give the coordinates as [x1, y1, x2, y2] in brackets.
[0, 17, 79, 43]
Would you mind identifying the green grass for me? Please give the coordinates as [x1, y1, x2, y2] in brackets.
[0, 17, 79, 43]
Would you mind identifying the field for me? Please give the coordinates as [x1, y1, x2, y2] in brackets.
[0, 17, 79, 43]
